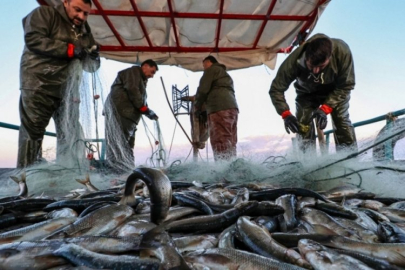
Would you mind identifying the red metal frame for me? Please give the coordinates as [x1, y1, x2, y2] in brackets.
[36, 0, 328, 54]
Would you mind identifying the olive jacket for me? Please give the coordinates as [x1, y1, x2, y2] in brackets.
[194, 63, 238, 115]
[20, 4, 100, 98]
[269, 34, 355, 115]
[107, 66, 148, 124]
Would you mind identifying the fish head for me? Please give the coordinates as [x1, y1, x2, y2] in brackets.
[0, 248, 21, 259]
[377, 221, 396, 242]
[298, 239, 326, 254]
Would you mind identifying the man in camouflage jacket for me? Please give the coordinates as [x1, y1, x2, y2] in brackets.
[17, 0, 100, 168]
[104, 59, 159, 172]
[270, 33, 357, 152]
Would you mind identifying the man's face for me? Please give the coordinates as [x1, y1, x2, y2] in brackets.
[203, 60, 213, 70]
[305, 58, 330, 75]
[64, 0, 91, 26]
[142, 64, 157, 79]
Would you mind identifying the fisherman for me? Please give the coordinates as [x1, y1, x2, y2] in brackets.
[17, 0, 100, 168]
[104, 59, 159, 172]
[269, 33, 357, 152]
[193, 56, 239, 161]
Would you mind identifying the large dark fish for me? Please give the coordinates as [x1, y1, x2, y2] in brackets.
[250, 188, 327, 202]
[235, 216, 311, 268]
[0, 198, 56, 212]
[119, 167, 172, 225]
[166, 201, 258, 233]
[43, 195, 122, 212]
[53, 243, 160, 270]
[173, 192, 214, 215]
[246, 201, 285, 217]
[314, 202, 358, 220]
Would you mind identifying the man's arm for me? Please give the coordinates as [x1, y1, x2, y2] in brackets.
[194, 67, 215, 110]
[269, 55, 297, 115]
[23, 7, 71, 58]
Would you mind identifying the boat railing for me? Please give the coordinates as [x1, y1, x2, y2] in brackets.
[320, 108, 405, 159]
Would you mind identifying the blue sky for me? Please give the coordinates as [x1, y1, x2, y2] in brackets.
[1, 0, 405, 167]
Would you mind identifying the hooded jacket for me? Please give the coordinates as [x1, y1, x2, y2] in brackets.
[194, 63, 238, 115]
[20, 4, 100, 97]
[270, 34, 355, 115]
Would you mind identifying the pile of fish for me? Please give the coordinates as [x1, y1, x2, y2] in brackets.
[1, 167, 405, 269]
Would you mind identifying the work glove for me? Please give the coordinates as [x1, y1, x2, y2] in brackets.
[311, 108, 328, 130]
[311, 104, 332, 130]
[73, 46, 87, 60]
[194, 109, 202, 118]
[284, 115, 299, 134]
[145, 109, 158, 120]
[87, 45, 100, 61]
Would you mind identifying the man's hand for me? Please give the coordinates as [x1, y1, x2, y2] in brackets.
[145, 109, 158, 121]
[73, 46, 87, 60]
[284, 115, 299, 134]
[88, 45, 100, 61]
[311, 108, 327, 130]
[194, 109, 202, 118]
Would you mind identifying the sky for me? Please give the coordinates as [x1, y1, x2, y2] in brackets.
[1, 0, 405, 168]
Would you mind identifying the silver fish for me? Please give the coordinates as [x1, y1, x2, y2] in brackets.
[298, 239, 373, 270]
[184, 248, 306, 270]
[47, 204, 133, 239]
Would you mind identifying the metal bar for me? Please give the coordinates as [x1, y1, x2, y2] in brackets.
[88, 10, 310, 21]
[92, 0, 126, 47]
[214, 0, 225, 51]
[102, 45, 258, 53]
[324, 108, 405, 135]
[167, 0, 181, 52]
[129, 0, 153, 47]
[252, 0, 277, 48]
[0, 122, 56, 137]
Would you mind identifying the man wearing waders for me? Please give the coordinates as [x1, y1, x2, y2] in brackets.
[104, 59, 159, 173]
[17, 0, 100, 168]
[269, 34, 357, 153]
[194, 56, 239, 161]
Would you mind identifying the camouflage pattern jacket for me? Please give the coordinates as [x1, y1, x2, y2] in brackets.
[20, 4, 100, 97]
[270, 34, 355, 115]
[107, 66, 148, 124]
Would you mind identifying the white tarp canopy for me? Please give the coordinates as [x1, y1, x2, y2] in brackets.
[38, 0, 330, 71]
